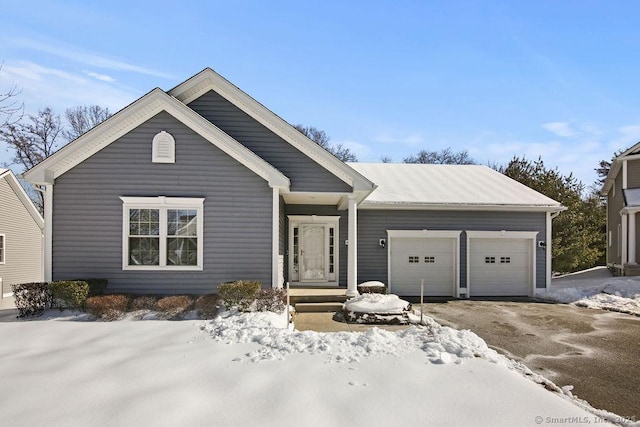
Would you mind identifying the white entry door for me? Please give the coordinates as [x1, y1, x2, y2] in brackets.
[300, 224, 326, 281]
[288, 216, 339, 285]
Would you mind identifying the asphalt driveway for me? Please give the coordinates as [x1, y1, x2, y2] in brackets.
[422, 299, 640, 421]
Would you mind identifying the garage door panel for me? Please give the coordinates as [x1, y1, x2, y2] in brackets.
[390, 237, 456, 296]
[469, 238, 532, 297]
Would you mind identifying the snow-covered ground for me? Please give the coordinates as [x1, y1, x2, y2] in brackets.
[541, 271, 640, 316]
[0, 308, 634, 426]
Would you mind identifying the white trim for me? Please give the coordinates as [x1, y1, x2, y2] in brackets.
[168, 68, 375, 193]
[629, 212, 637, 264]
[287, 215, 340, 285]
[24, 89, 290, 190]
[272, 188, 280, 288]
[347, 197, 358, 296]
[621, 213, 628, 265]
[358, 202, 565, 213]
[386, 230, 461, 297]
[43, 184, 53, 282]
[623, 160, 628, 190]
[0, 234, 5, 264]
[120, 196, 204, 271]
[152, 131, 176, 163]
[466, 231, 538, 298]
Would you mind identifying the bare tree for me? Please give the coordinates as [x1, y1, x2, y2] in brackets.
[380, 155, 392, 163]
[63, 105, 112, 141]
[294, 124, 358, 162]
[0, 64, 23, 131]
[403, 147, 475, 164]
[0, 108, 62, 210]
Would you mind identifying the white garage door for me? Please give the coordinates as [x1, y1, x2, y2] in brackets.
[469, 238, 532, 296]
[389, 237, 456, 296]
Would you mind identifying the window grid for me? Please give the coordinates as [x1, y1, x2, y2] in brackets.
[485, 256, 496, 264]
[409, 256, 420, 263]
[329, 227, 335, 274]
[424, 256, 435, 263]
[500, 256, 511, 264]
[0, 234, 5, 264]
[121, 197, 203, 270]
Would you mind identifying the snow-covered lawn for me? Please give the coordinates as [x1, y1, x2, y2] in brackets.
[541, 273, 640, 316]
[0, 308, 633, 426]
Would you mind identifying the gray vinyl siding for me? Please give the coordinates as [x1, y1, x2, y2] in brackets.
[52, 111, 273, 294]
[607, 175, 623, 265]
[357, 210, 548, 290]
[284, 204, 348, 285]
[188, 91, 352, 193]
[0, 176, 43, 295]
[627, 159, 640, 188]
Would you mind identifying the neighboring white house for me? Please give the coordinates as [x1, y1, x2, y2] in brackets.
[0, 169, 44, 297]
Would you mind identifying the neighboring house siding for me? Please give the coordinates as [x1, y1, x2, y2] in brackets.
[607, 175, 623, 265]
[0, 177, 43, 295]
[52, 112, 273, 294]
[188, 91, 352, 193]
[284, 204, 348, 285]
[357, 210, 547, 289]
[627, 159, 640, 188]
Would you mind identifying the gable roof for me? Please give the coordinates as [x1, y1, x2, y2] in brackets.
[23, 88, 290, 189]
[0, 169, 44, 230]
[602, 140, 640, 194]
[349, 163, 565, 212]
[169, 68, 375, 193]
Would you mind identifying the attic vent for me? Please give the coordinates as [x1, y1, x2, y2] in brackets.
[152, 131, 175, 163]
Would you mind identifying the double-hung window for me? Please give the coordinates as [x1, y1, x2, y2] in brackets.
[120, 197, 204, 270]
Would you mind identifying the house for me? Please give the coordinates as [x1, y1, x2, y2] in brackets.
[602, 143, 640, 275]
[0, 169, 44, 297]
[24, 68, 564, 297]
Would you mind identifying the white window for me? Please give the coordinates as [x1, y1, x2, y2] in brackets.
[0, 234, 5, 264]
[152, 131, 175, 163]
[120, 197, 204, 270]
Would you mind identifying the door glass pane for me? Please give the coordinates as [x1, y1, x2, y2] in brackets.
[301, 225, 325, 280]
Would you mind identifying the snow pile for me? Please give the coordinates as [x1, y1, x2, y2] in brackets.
[343, 293, 409, 314]
[203, 309, 499, 365]
[541, 277, 640, 316]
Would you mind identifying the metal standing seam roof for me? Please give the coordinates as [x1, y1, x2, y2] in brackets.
[347, 163, 563, 209]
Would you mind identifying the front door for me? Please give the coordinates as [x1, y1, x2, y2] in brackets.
[288, 215, 339, 285]
[300, 224, 326, 281]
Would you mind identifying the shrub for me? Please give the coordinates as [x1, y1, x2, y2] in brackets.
[156, 295, 194, 319]
[131, 296, 158, 311]
[218, 280, 261, 311]
[195, 294, 220, 318]
[50, 281, 90, 311]
[85, 295, 130, 321]
[256, 288, 287, 313]
[12, 282, 52, 317]
[71, 278, 108, 296]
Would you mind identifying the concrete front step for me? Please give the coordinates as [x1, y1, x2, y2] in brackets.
[295, 302, 344, 313]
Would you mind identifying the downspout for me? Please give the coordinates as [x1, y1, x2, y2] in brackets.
[32, 184, 52, 282]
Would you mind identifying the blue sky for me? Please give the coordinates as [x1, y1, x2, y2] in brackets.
[2, 0, 640, 188]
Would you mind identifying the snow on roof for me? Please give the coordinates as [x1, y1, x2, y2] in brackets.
[348, 163, 563, 210]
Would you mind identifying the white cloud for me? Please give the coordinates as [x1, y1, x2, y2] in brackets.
[10, 37, 174, 80]
[374, 132, 423, 145]
[542, 121, 575, 137]
[86, 71, 115, 83]
[0, 60, 137, 113]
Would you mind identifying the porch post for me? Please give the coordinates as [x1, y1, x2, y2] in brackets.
[621, 213, 628, 266]
[271, 187, 281, 288]
[629, 211, 636, 264]
[44, 184, 53, 282]
[347, 196, 358, 297]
